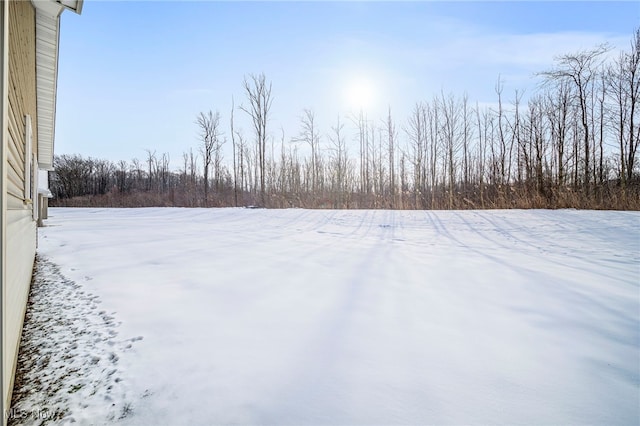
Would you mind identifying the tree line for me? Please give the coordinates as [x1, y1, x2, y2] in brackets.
[51, 30, 639, 210]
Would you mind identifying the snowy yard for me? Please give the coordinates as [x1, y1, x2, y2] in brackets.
[11, 208, 640, 425]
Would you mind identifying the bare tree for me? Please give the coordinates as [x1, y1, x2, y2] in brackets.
[406, 102, 426, 208]
[328, 116, 348, 207]
[145, 149, 156, 191]
[608, 29, 640, 186]
[351, 109, 373, 200]
[540, 44, 610, 193]
[546, 80, 572, 188]
[427, 99, 440, 208]
[293, 109, 321, 193]
[494, 77, 513, 187]
[116, 160, 128, 193]
[440, 92, 462, 209]
[628, 29, 640, 182]
[240, 73, 273, 205]
[527, 95, 548, 196]
[475, 104, 491, 208]
[384, 107, 397, 208]
[230, 97, 238, 206]
[235, 131, 247, 195]
[196, 110, 222, 206]
[461, 94, 472, 193]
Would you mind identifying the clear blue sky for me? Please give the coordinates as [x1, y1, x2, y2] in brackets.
[55, 1, 640, 169]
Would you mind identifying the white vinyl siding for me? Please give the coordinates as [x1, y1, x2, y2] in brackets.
[3, 0, 37, 414]
[6, 110, 24, 209]
[23, 114, 31, 202]
[3, 210, 35, 408]
[31, 152, 37, 220]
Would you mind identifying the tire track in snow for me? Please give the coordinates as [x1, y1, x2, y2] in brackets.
[469, 211, 549, 253]
[328, 210, 372, 240]
[466, 210, 634, 281]
[422, 210, 566, 280]
[423, 210, 469, 249]
[448, 210, 540, 258]
[437, 211, 636, 330]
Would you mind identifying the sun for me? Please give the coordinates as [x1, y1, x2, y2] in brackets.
[345, 77, 376, 111]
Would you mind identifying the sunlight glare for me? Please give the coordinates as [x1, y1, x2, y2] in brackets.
[345, 77, 376, 111]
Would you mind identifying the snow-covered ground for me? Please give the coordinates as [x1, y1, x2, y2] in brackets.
[10, 258, 138, 424]
[14, 208, 640, 424]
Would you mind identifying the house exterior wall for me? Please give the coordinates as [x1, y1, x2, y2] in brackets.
[2, 0, 37, 414]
